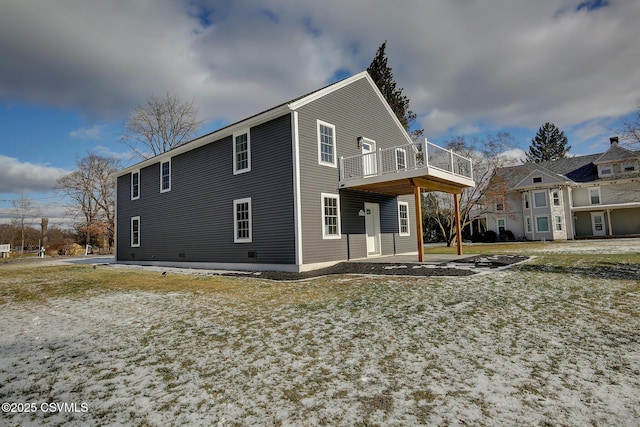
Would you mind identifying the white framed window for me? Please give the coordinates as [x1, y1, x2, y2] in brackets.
[131, 170, 140, 200]
[623, 162, 636, 172]
[497, 218, 506, 232]
[131, 216, 140, 247]
[536, 216, 550, 233]
[496, 196, 505, 211]
[600, 166, 612, 176]
[552, 190, 561, 206]
[233, 198, 252, 243]
[533, 176, 542, 184]
[533, 190, 547, 208]
[233, 130, 251, 174]
[554, 215, 563, 231]
[395, 148, 407, 170]
[160, 160, 171, 193]
[525, 216, 532, 233]
[321, 193, 341, 239]
[589, 187, 601, 205]
[398, 202, 410, 236]
[523, 193, 530, 209]
[317, 120, 336, 167]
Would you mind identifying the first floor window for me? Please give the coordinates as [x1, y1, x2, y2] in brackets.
[398, 202, 410, 236]
[131, 216, 140, 247]
[526, 217, 532, 233]
[555, 215, 563, 231]
[497, 218, 506, 232]
[131, 171, 140, 200]
[234, 198, 252, 243]
[160, 160, 171, 192]
[536, 216, 550, 233]
[322, 193, 341, 239]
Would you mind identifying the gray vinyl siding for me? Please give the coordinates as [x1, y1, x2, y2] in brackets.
[338, 190, 416, 259]
[116, 114, 295, 264]
[295, 76, 417, 264]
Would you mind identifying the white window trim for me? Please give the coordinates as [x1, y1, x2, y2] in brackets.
[523, 193, 530, 209]
[395, 147, 407, 170]
[535, 215, 550, 233]
[554, 215, 563, 231]
[552, 190, 562, 206]
[398, 201, 410, 236]
[317, 120, 337, 167]
[496, 218, 506, 231]
[588, 187, 601, 205]
[131, 216, 140, 247]
[233, 198, 252, 243]
[233, 129, 251, 175]
[321, 193, 341, 239]
[131, 170, 140, 200]
[525, 216, 532, 233]
[533, 190, 547, 208]
[160, 159, 171, 193]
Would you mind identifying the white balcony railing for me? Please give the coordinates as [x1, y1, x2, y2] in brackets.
[339, 139, 473, 183]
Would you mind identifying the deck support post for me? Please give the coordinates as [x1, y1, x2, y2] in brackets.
[454, 192, 463, 256]
[412, 180, 424, 262]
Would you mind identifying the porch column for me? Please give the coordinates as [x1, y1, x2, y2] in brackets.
[606, 209, 613, 236]
[454, 192, 463, 256]
[413, 182, 424, 262]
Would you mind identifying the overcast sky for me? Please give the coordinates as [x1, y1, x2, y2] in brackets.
[1, 0, 639, 225]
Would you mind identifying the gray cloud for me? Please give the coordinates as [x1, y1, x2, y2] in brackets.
[1, 0, 639, 143]
[0, 155, 70, 193]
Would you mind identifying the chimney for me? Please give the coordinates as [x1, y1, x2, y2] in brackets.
[610, 136, 619, 145]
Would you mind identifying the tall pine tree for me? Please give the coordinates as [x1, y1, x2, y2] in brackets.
[526, 122, 571, 162]
[367, 41, 423, 139]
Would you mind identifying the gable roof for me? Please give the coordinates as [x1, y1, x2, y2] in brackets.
[118, 71, 408, 177]
[593, 142, 640, 164]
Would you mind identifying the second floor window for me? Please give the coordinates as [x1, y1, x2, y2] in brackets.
[318, 121, 336, 167]
[395, 148, 407, 170]
[552, 191, 561, 206]
[233, 130, 251, 174]
[589, 187, 601, 205]
[533, 191, 547, 208]
[131, 171, 140, 200]
[160, 160, 171, 193]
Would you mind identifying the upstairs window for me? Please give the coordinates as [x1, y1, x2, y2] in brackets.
[552, 191, 561, 206]
[318, 121, 336, 167]
[532, 176, 542, 183]
[496, 196, 505, 211]
[533, 191, 547, 208]
[131, 171, 140, 200]
[600, 166, 612, 176]
[233, 130, 251, 174]
[624, 162, 636, 172]
[395, 148, 407, 170]
[321, 193, 341, 239]
[160, 160, 171, 193]
[589, 187, 601, 205]
[233, 198, 252, 243]
[523, 193, 530, 209]
[398, 202, 410, 236]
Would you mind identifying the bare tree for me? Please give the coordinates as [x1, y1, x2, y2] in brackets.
[122, 93, 203, 159]
[422, 132, 519, 246]
[57, 154, 120, 251]
[618, 101, 640, 149]
[11, 195, 38, 256]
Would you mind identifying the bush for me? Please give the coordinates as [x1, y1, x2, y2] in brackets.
[471, 232, 484, 243]
[483, 230, 497, 243]
[500, 230, 515, 242]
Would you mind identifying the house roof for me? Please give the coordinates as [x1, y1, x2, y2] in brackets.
[117, 71, 409, 177]
[593, 142, 640, 164]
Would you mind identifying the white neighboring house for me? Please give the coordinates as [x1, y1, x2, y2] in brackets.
[486, 137, 640, 240]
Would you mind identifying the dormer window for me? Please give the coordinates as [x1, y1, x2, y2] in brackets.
[600, 166, 612, 176]
[532, 176, 542, 183]
[624, 163, 636, 172]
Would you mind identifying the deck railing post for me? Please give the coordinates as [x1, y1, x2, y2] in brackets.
[339, 156, 344, 181]
[423, 139, 428, 167]
[377, 148, 383, 176]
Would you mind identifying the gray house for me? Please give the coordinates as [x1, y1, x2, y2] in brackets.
[485, 137, 640, 240]
[115, 72, 475, 272]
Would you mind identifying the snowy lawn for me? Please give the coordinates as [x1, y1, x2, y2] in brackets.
[0, 243, 639, 426]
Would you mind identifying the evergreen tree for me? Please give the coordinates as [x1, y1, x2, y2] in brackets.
[367, 41, 423, 139]
[526, 122, 571, 162]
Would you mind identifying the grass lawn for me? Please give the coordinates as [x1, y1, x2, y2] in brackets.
[0, 240, 639, 425]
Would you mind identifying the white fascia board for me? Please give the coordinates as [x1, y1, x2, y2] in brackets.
[117, 104, 292, 177]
